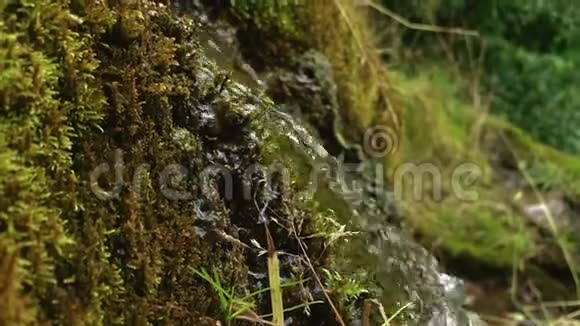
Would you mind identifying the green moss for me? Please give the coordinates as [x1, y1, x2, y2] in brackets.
[228, 0, 302, 36]
[480, 116, 580, 198]
[295, 0, 401, 146]
[430, 206, 538, 267]
[0, 241, 37, 325]
[390, 68, 483, 167]
[0, 0, 105, 322]
[322, 269, 368, 317]
[0, 0, 228, 323]
[217, 0, 400, 152]
[391, 66, 580, 275]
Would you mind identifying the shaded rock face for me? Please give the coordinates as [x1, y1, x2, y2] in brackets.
[259, 112, 473, 324]
[265, 50, 344, 157]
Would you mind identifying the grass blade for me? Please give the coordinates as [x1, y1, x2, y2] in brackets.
[265, 225, 284, 326]
[239, 278, 311, 301]
[192, 267, 232, 313]
[260, 300, 324, 318]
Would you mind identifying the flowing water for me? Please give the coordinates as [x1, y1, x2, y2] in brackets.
[188, 9, 480, 324]
[262, 108, 480, 325]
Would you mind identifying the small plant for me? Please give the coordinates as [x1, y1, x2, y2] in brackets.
[322, 269, 368, 311]
[523, 160, 566, 191]
[193, 267, 321, 326]
[362, 299, 413, 326]
[322, 269, 412, 325]
[193, 267, 258, 325]
[308, 207, 359, 246]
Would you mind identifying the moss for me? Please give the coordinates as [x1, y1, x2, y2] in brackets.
[480, 116, 580, 199]
[228, 0, 302, 36]
[390, 66, 580, 279]
[0, 241, 37, 325]
[297, 0, 401, 147]
[0, 0, 105, 322]
[429, 206, 539, 267]
[211, 0, 401, 156]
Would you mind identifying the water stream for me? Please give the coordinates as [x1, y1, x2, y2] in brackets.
[191, 13, 480, 325]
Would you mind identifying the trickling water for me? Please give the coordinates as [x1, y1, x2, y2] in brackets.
[190, 20, 479, 325]
[259, 109, 477, 325]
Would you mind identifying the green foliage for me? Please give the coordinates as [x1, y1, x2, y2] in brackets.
[322, 269, 368, 309]
[431, 207, 538, 267]
[193, 267, 259, 326]
[228, 0, 304, 35]
[193, 267, 321, 326]
[485, 38, 580, 154]
[383, 0, 580, 154]
[386, 67, 580, 273]
[522, 160, 567, 191]
[385, 0, 580, 53]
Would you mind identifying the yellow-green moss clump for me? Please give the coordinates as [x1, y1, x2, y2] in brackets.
[0, 0, 106, 322]
[300, 0, 401, 146]
[0, 1, 341, 324]
[390, 67, 580, 294]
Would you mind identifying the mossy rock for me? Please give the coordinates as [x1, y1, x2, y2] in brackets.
[389, 66, 580, 301]
[0, 1, 339, 324]
[204, 0, 401, 158]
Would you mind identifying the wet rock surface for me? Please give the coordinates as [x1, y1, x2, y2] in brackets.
[265, 50, 343, 155]
[259, 108, 476, 324]
[185, 4, 481, 325]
